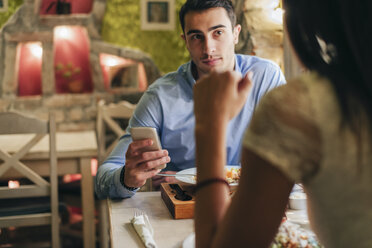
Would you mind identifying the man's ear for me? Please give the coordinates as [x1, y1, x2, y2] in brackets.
[233, 24, 241, 45]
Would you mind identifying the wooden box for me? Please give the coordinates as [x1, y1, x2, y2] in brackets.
[160, 183, 195, 219]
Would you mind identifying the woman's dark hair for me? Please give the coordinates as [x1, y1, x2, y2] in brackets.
[284, 0, 372, 132]
[179, 0, 236, 33]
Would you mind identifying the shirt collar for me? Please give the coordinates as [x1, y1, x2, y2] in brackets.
[185, 61, 196, 86]
[233, 55, 241, 74]
[184, 55, 239, 86]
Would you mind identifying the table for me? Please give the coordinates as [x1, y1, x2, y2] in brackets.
[108, 192, 311, 248]
[108, 192, 194, 248]
[0, 131, 97, 248]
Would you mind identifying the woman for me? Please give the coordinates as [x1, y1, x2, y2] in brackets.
[193, 0, 372, 247]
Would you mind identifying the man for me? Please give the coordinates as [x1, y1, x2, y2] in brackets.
[95, 0, 285, 199]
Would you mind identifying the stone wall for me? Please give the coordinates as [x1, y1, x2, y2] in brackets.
[234, 0, 284, 68]
[0, 0, 160, 131]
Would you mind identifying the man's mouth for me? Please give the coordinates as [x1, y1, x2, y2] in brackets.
[201, 57, 222, 66]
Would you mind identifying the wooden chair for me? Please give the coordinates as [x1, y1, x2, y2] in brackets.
[96, 99, 137, 162]
[96, 99, 137, 248]
[0, 112, 60, 247]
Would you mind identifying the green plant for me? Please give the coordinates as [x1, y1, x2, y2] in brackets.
[55, 62, 81, 79]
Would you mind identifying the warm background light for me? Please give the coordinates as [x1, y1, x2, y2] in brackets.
[99, 53, 148, 91]
[266, 0, 283, 25]
[28, 42, 43, 58]
[54, 26, 75, 40]
[268, 0, 280, 9]
[17, 42, 43, 96]
[101, 54, 123, 67]
[53, 26, 93, 93]
[8, 180, 20, 189]
[269, 8, 284, 25]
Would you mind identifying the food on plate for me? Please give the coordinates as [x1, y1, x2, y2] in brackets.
[271, 220, 323, 248]
[192, 167, 241, 184]
[225, 167, 241, 184]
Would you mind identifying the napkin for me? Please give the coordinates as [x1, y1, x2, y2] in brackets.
[131, 211, 158, 248]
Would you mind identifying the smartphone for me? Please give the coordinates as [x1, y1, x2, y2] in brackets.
[130, 127, 166, 169]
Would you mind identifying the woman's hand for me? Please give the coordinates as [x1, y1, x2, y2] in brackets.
[193, 70, 252, 126]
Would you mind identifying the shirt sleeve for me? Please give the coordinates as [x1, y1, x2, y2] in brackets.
[95, 89, 163, 199]
[243, 80, 321, 183]
[247, 59, 287, 108]
[95, 138, 138, 199]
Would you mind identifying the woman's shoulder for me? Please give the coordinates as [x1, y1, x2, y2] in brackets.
[244, 72, 325, 182]
[259, 74, 312, 114]
[253, 71, 333, 138]
[264, 71, 332, 110]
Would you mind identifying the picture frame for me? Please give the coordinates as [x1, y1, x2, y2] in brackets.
[141, 0, 175, 31]
[0, 0, 8, 12]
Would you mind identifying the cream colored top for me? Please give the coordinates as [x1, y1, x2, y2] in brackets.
[243, 72, 372, 248]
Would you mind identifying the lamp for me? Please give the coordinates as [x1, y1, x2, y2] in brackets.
[267, 0, 283, 25]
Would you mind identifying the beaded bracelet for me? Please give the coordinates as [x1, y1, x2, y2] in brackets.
[193, 178, 230, 194]
[120, 166, 139, 191]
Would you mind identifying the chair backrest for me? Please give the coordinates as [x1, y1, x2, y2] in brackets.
[96, 100, 136, 248]
[0, 112, 59, 247]
[96, 100, 136, 164]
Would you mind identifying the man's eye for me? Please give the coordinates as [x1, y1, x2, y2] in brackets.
[214, 30, 223, 36]
[191, 34, 202, 40]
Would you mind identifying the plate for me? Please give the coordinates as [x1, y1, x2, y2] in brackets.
[286, 209, 310, 230]
[175, 165, 241, 186]
[182, 233, 195, 248]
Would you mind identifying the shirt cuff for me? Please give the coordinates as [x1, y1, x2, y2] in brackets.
[114, 167, 139, 198]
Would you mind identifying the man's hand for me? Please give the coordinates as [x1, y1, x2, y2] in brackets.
[123, 138, 171, 188]
[151, 171, 179, 190]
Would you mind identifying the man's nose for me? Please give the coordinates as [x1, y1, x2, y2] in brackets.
[202, 37, 216, 54]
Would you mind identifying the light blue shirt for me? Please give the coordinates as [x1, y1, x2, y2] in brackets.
[95, 54, 286, 199]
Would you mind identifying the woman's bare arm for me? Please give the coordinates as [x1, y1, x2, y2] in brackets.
[194, 71, 294, 247]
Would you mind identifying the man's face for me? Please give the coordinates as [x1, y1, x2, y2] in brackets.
[182, 7, 241, 79]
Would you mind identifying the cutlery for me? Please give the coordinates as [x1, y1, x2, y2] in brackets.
[169, 184, 192, 201]
[157, 173, 195, 177]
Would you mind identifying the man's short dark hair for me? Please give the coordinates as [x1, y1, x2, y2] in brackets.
[179, 0, 237, 33]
